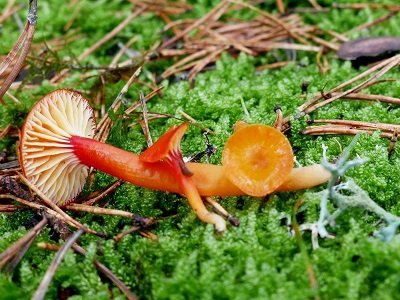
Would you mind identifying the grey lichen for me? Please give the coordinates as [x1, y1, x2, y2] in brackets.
[301, 135, 400, 248]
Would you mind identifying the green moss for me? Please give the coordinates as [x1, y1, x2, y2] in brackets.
[2, 0, 400, 299]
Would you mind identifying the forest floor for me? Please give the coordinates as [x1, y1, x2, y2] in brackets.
[1, 1, 400, 299]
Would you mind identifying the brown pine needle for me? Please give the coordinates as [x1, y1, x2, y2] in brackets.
[297, 54, 400, 115]
[17, 173, 104, 237]
[139, 91, 153, 147]
[96, 67, 142, 142]
[73, 244, 139, 300]
[161, 0, 230, 49]
[0, 204, 20, 212]
[276, 0, 285, 14]
[3, 227, 37, 273]
[0, 124, 12, 138]
[0, 0, 37, 102]
[113, 226, 142, 242]
[81, 180, 123, 206]
[0, 0, 22, 24]
[32, 228, 85, 300]
[4, 91, 21, 104]
[256, 61, 291, 71]
[310, 119, 400, 132]
[302, 126, 393, 139]
[0, 216, 47, 269]
[332, 3, 400, 12]
[347, 11, 398, 34]
[51, 5, 147, 83]
[110, 36, 138, 67]
[188, 47, 226, 83]
[125, 86, 164, 115]
[37, 242, 138, 300]
[65, 203, 135, 219]
[203, 197, 240, 226]
[0, 194, 97, 236]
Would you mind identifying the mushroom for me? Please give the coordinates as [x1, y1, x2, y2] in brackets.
[222, 123, 294, 197]
[20, 89, 330, 231]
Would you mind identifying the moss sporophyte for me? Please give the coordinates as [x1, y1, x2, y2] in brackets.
[19, 89, 330, 232]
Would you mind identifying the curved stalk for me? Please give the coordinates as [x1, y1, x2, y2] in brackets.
[70, 136, 329, 196]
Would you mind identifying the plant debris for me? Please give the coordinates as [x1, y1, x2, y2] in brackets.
[337, 37, 400, 67]
[154, 0, 337, 82]
[2, 1, 400, 298]
[0, 0, 37, 102]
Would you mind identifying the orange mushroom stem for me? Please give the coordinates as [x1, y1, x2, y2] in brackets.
[139, 123, 226, 232]
[19, 89, 330, 231]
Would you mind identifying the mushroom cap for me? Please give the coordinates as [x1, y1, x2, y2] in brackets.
[140, 123, 188, 163]
[19, 89, 96, 206]
[222, 124, 294, 197]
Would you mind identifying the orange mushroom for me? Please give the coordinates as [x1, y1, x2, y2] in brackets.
[19, 89, 330, 231]
[222, 124, 294, 197]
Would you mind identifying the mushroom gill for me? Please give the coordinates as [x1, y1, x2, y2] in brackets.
[19, 89, 96, 205]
